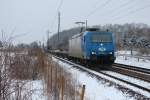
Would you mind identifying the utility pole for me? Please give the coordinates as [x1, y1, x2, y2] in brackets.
[58, 11, 60, 42]
[47, 30, 51, 50]
[85, 20, 88, 29]
[42, 36, 45, 49]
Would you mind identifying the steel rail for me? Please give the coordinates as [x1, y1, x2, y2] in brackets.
[112, 63, 150, 83]
[113, 63, 150, 74]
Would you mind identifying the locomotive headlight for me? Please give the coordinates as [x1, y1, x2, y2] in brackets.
[104, 48, 106, 51]
[91, 51, 96, 54]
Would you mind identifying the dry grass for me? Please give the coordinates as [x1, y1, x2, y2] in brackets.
[0, 31, 85, 100]
[36, 49, 82, 100]
[0, 47, 45, 100]
[0, 45, 85, 100]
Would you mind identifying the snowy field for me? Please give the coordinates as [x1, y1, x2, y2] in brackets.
[116, 51, 150, 69]
[20, 80, 46, 100]
[26, 80, 46, 100]
[115, 56, 150, 69]
[53, 57, 150, 100]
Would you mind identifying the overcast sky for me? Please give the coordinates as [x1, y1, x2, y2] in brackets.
[0, 0, 150, 44]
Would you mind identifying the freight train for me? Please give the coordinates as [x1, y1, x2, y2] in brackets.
[51, 28, 116, 66]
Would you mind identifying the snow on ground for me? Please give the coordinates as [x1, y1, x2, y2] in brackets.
[116, 50, 139, 55]
[115, 56, 150, 69]
[22, 80, 47, 100]
[76, 71, 131, 100]
[116, 51, 150, 69]
[53, 57, 145, 100]
[23, 80, 47, 100]
[29, 80, 46, 100]
[9, 80, 46, 100]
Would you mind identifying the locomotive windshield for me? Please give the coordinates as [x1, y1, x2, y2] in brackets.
[91, 34, 112, 42]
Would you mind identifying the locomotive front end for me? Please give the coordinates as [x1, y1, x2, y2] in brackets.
[83, 30, 116, 64]
[91, 32, 115, 64]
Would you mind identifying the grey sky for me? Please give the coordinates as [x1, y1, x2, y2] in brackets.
[0, 0, 150, 44]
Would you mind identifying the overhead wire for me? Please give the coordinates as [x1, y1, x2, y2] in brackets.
[50, 0, 64, 32]
[85, 0, 149, 25]
[84, 0, 145, 21]
[112, 3, 150, 21]
[92, 0, 105, 8]
[57, 0, 64, 11]
[99, 0, 132, 17]
[85, 0, 113, 18]
[95, 0, 139, 20]
[107, 0, 141, 19]
[51, 0, 149, 31]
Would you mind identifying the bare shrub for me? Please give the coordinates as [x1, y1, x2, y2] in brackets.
[42, 55, 82, 100]
[0, 31, 45, 100]
[0, 31, 85, 100]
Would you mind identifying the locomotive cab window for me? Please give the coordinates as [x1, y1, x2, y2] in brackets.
[91, 34, 112, 42]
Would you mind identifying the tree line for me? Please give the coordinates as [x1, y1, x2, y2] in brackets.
[47, 23, 150, 55]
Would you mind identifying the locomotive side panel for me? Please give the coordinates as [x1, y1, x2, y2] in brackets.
[69, 34, 83, 59]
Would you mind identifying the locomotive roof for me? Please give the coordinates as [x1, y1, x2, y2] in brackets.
[86, 28, 99, 31]
[86, 28, 110, 33]
[70, 30, 112, 40]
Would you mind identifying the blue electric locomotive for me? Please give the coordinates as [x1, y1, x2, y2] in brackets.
[69, 28, 116, 65]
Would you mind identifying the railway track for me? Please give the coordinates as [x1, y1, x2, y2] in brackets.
[52, 55, 150, 93]
[112, 63, 150, 83]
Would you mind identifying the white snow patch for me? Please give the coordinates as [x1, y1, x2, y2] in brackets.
[115, 56, 150, 69]
[24, 80, 47, 100]
[116, 50, 138, 55]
